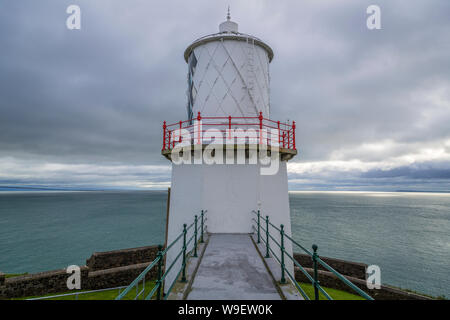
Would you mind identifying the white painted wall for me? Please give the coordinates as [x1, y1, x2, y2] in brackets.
[188, 39, 271, 118]
[260, 162, 295, 280]
[202, 163, 258, 233]
[164, 163, 203, 291]
[164, 159, 293, 289]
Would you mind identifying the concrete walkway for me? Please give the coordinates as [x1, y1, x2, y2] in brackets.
[187, 234, 282, 300]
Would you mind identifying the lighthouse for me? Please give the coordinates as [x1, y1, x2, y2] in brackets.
[162, 11, 298, 289]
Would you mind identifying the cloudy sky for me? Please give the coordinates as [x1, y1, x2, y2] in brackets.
[0, 0, 449, 191]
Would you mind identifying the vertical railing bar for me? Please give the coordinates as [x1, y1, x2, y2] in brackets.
[197, 112, 202, 144]
[163, 121, 166, 150]
[181, 224, 187, 282]
[168, 130, 171, 149]
[257, 210, 261, 244]
[287, 125, 290, 148]
[194, 215, 198, 257]
[259, 112, 263, 145]
[312, 244, 320, 300]
[156, 245, 163, 300]
[200, 210, 204, 243]
[277, 121, 280, 146]
[265, 216, 270, 258]
[280, 224, 286, 284]
[292, 121, 296, 150]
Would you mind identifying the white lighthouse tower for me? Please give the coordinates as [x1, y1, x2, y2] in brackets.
[162, 11, 297, 289]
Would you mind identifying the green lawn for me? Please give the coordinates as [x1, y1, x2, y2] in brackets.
[15, 281, 156, 300]
[298, 282, 366, 300]
[4, 273, 28, 279]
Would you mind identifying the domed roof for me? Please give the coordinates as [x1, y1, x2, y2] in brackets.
[219, 7, 239, 33]
[184, 8, 274, 63]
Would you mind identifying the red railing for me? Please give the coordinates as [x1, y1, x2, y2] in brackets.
[162, 112, 296, 151]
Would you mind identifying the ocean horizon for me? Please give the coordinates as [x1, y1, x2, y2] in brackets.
[0, 190, 449, 298]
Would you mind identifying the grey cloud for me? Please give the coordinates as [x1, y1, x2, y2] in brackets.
[361, 166, 450, 180]
[0, 0, 449, 190]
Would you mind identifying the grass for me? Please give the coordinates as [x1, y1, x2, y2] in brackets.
[19, 281, 359, 300]
[4, 273, 28, 279]
[8, 279, 443, 300]
[297, 282, 366, 300]
[14, 281, 156, 300]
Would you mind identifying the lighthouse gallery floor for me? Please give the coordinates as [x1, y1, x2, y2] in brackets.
[187, 234, 282, 300]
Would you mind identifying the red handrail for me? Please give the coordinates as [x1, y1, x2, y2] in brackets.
[162, 112, 297, 151]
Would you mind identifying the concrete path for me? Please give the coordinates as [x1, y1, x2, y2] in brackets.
[187, 234, 282, 300]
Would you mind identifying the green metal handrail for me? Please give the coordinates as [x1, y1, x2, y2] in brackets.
[251, 210, 374, 301]
[115, 210, 207, 300]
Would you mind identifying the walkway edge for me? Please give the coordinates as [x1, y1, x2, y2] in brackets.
[183, 234, 210, 299]
[249, 233, 286, 300]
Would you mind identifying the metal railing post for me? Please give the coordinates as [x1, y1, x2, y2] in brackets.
[197, 112, 202, 145]
[168, 130, 171, 149]
[280, 224, 286, 284]
[265, 216, 270, 258]
[292, 121, 296, 150]
[312, 244, 320, 300]
[200, 210, 204, 243]
[288, 127, 290, 148]
[156, 244, 163, 300]
[194, 215, 198, 257]
[257, 210, 261, 244]
[259, 111, 263, 145]
[277, 121, 280, 146]
[163, 121, 166, 150]
[181, 224, 187, 282]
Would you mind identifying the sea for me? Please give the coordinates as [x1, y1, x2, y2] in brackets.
[0, 190, 448, 297]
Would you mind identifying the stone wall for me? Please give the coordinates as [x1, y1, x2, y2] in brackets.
[87, 262, 155, 290]
[0, 246, 161, 299]
[293, 253, 367, 280]
[1, 267, 89, 298]
[86, 245, 160, 271]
